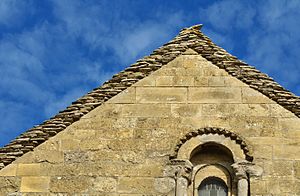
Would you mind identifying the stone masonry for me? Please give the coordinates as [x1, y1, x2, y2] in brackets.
[0, 25, 300, 195]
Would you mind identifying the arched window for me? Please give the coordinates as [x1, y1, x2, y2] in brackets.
[171, 128, 262, 196]
[191, 142, 234, 195]
[198, 177, 228, 196]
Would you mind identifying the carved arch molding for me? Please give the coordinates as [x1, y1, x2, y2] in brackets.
[167, 127, 263, 196]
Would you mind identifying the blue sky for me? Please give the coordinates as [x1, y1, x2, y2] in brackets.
[0, 0, 299, 146]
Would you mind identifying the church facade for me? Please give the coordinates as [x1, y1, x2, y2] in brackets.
[0, 25, 300, 195]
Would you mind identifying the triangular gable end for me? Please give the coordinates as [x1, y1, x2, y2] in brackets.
[1, 24, 299, 170]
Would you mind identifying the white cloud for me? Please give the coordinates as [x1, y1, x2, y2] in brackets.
[258, 0, 300, 30]
[44, 87, 87, 117]
[51, 0, 185, 64]
[78, 63, 113, 84]
[114, 23, 169, 63]
[0, 39, 44, 77]
[201, 28, 234, 51]
[0, 0, 34, 27]
[199, 0, 256, 31]
[111, 13, 185, 64]
[245, 0, 300, 94]
[51, 0, 109, 48]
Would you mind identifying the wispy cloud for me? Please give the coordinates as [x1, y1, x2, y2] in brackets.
[199, 0, 256, 32]
[0, 0, 32, 27]
[0, 0, 185, 146]
[247, 0, 300, 93]
[51, 0, 185, 64]
[44, 87, 87, 117]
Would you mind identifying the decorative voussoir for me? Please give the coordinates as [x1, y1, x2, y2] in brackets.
[172, 127, 253, 162]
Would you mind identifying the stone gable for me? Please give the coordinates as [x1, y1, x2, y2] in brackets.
[2, 24, 300, 170]
[1, 49, 300, 195]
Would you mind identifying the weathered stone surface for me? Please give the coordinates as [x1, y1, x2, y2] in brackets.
[132, 76, 156, 87]
[0, 177, 20, 194]
[154, 177, 175, 193]
[64, 151, 90, 163]
[271, 160, 293, 176]
[194, 76, 209, 86]
[118, 177, 154, 193]
[208, 76, 227, 86]
[107, 88, 136, 104]
[17, 164, 41, 176]
[294, 160, 300, 179]
[273, 144, 300, 160]
[250, 178, 268, 195]
[59, 139, 80, 151]
[252, 145, 273, 160]
[201, 104, 235, 117]
[136, 87, 187, 103]
[188, 87, 242, 103]
[171, 104, 202, 117]
[279, 118, 300, 132]
[156, 76, 194, 86]
[122, 104, 171, 117]
[49, 176, 92, 193]
[20, 177, 50, 192]
[13, 149, 64, 164]
[0, 164, 17, 176]
[59, 129, 97, 140]
[242, 88, 274, 104]
[93, 177, 117, 192]
[203, 66, 228, 76]
[228, 116, 279, 137]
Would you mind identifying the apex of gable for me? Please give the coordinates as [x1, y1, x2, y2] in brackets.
[180, 24, 203, 33]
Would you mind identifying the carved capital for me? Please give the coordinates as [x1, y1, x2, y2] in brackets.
[232, 160, 263, 180]
[232, 162, 248, 179]
[170, 159, 193, 184]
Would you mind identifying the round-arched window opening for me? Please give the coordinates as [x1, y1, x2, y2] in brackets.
[198, 177, 228, 196]
[190, 142, 234, 165]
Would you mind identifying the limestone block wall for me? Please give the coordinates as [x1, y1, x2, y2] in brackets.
[0, 53, 300, 195]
